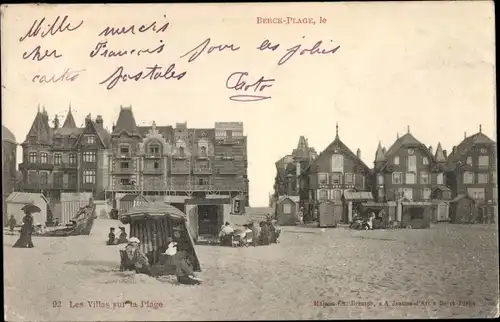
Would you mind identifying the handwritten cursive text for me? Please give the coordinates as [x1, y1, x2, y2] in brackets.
[23, 45, 62, 61]
[98, 15, 170, 37]
[99, 64, 187, 90]
[226, 72, 274, 102]
[257, 37, 340, 65]
[90, 40, 165, 58]
[19, 15, 84, 42]
[180, 38, 240, 63]
[32, 68, 85, 84]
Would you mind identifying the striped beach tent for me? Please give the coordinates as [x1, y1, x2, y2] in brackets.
[119, 202, 200, 271]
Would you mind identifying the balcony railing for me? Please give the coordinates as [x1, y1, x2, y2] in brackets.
[19, 182, 75, 190]
[112, 184, 140, 191]
[143, 183, 167, 191]
[116, 153, 132, 159]
[142, 168, 164, 175]
[193, 167, 212, 174]
[19, 162, 54, 171]
[144, 153, 162, 159]
[112, 168, 136, 174]
[170, 168, 191, 175]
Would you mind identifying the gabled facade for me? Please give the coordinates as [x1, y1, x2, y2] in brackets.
[304, 125, 371, 205]
[445, 126, 497, 203]
[108, 107, 249, 209]
[18, 105, 110, 200]
[373, 128, 448, 202]
[273, 136, 317, 203]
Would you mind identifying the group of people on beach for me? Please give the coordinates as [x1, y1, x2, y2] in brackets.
[219, 216, 281, 247]
[107, 226, 129, 245]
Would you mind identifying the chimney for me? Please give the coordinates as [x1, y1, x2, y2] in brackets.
[356, 148, 361, 159]
[464, 132, 467, 139]
[428, 146, 433, 155]
[112, 122, 116, 131]
[85, 113, 92, 125]
[53, 115, 60, 129]
[452, 146, 457, 155]
[443, 150, 447, 158]
[96, 115, 103, 128]
[296, 161, 301, 191]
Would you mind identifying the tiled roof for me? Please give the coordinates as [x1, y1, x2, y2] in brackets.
[112, 106, 138, 135]
[62, 107, 77, 128]
[447, 132, 496, 166]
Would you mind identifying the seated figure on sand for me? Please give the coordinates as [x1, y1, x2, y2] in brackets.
[120, 237, 151, 275]
[219, 222, 234, 246]
[107, 227, 116, 245]
[117, 226, 128, 244]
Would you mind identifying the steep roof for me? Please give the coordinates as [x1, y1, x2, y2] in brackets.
[434, 142, 447, 163]
[2, 125, 16, 144]
[376, 130, 435, 169]
[384, 132, 422, 158]
[62, 106, 77, 129]
[306, 124, 371, 173]
[447, 130, 496, 166]
[374, 142, 385, 162]
[24, 110, 51, 145]
[112, 106, 138, 135]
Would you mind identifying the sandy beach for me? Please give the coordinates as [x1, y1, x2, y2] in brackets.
[3, 219, 499, 320]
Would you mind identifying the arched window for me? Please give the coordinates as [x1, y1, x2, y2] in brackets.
[147, 142, 161, 155]
[178, 147, 185, 157]
[422, 157, 429, 165]
[466, 156, 473, 165]
[200, 146, 207, 157]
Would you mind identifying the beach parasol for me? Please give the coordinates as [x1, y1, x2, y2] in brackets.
[21, 203, 41, 214]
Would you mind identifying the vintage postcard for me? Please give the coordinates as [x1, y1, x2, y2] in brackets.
[1, 2, 498, 321]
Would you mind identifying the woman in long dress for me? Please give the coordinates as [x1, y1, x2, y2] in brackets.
[13, 210, 34, 248]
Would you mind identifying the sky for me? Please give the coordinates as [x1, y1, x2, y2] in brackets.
[1, 2, 496, 206]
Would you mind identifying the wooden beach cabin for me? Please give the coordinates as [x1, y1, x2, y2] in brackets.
[118, 194, 148, 214]
[400, 201, 432, 229]
[276, 196, 299, 226]
[119, 202, 201, 272]
[449, 194, 476, 224]
[6, 192, 49, 226]
[317, 200, 343, 228]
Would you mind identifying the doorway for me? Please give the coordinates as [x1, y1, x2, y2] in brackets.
[197, 205, 220, 237]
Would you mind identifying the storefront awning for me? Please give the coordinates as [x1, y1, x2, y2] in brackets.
[401, 201, 433, 206]
[361, 202, 387, 208]
[185, 198, 231, 205]
[343, 191, 374, 201]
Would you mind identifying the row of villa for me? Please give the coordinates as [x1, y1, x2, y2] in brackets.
[272, 124, 497, 227]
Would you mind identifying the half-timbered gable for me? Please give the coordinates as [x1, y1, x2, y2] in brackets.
[373, 128, 445, 202]
[306, 125, 371, 202]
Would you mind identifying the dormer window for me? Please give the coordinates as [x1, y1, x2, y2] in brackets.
[178, 147, 185, 157]
[466, 156, 473, 166]
[422, 157, 429, 165]
[200, 146, 207, 157]
[148, 142, 161, 154]
[394, 156, 400, 165]
[87, 135, 96, 144]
